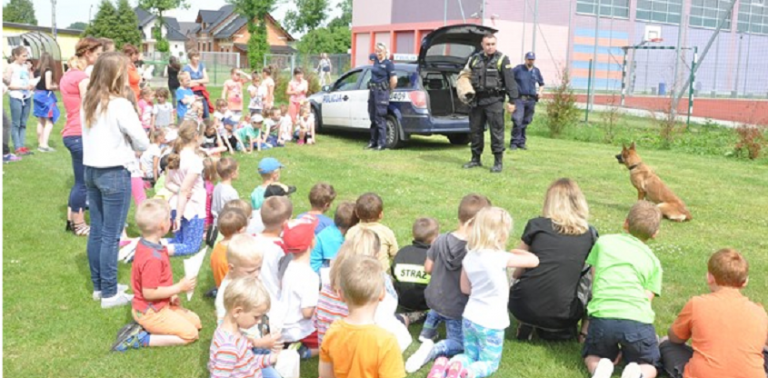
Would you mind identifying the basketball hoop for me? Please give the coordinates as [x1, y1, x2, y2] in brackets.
[648, 38, 664, 43]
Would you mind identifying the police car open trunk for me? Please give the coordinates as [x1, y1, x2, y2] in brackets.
[419, 24, 498, 117]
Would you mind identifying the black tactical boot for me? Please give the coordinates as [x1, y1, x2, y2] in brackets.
[462, 156, 482, 169]
[490, 154, 503, 173]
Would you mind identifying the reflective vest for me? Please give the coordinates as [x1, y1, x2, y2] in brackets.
[469, 52, 506, 93]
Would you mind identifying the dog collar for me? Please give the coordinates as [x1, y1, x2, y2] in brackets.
[629, 164, 640, 170]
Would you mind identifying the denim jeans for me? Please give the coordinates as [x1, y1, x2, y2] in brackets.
[3, 110, 10, 155]
[421, 310, 464, 360]
[63, 136, 87, 212]
[9, 97, 31, 150]
[85, 166, 132, 297]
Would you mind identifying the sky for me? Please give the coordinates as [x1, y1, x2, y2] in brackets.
[22, 0, 343, 37]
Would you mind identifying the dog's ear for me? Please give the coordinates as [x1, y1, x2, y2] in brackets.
[622, 143, 627, 151]
[630, 142, 636, 150]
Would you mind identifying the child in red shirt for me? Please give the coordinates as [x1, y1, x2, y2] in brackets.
[111, 199, 200, 352]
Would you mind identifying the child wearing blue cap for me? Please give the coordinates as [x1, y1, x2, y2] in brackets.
[250, 157, 286, 210]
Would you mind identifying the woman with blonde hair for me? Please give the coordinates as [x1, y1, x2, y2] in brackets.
[508, 177, 598, 341]
[82, 51, 149, 308]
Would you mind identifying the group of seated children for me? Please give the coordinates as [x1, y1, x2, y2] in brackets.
[111, 153, 768, 378]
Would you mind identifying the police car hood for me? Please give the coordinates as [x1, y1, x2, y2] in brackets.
[419, 24, 498, 69]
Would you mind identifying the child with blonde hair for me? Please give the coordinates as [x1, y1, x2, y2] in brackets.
[295, 101, 315, 145]
[112, 199, 200, 352]
[209, 275, 281, 378]
[247, 72, 266, 116]
[140, 129, 167, 184]
[151, 88, 174, 130]
[221, 68, 250, 118]
[433, 207, 539, 378]
[138, 87, 155, 132]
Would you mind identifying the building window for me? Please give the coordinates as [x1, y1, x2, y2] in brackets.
[738, 0, 768, 34]
[636, 0, 683, 24]
[208, 42, 212, 51]
[690, 0, 733, 30]
[576, 0, 630, 18]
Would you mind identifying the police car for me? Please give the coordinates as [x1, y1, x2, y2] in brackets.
[308, 24, 497, 149]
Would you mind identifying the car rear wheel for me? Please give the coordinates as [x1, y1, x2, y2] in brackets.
[447, 133, 471, 145]
[385, 114, 405, 149]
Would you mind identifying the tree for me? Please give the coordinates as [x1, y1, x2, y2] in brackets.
[114, 0, 143, 49]
[297, 26, 350, 55]
[283, 0, 328, 34]
[3, 0, 38, 25]
[138, 0, 189, 53]
[228, 0, 275, 69]
[327, 0, 351, 29]
[67, 22, 88, 30]
[83, 0, 119, 40]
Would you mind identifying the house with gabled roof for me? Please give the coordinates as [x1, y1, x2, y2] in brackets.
[133, 7, 188, 58]
[186, 5, 296, 67]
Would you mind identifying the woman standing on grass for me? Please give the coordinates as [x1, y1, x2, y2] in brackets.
[82, 52, 149, 308]
[123, 44, 142, 101]
[60, 37, 103, 236]
[183, 50, 212, 119]
[33, 52, 60, 152]
[508, 178, 597, 341]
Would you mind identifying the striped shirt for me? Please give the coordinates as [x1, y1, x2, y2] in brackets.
[314, 268, 349, 346]
[208, 326, 272, 378]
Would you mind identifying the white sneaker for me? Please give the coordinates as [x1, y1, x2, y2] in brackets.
[591, 358, 614, 378]
[118, 239, 139, 263]
[101, 292, 133, 309]
[621, 362, 643, 378]
[405, 339, 434, 373]
[93, 284, 130, 300]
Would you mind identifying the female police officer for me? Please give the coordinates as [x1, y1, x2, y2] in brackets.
[365, 43, 398, 151]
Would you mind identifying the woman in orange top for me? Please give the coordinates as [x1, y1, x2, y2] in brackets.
[123, 44, 142, 101]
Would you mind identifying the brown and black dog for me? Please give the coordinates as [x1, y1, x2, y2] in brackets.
[616, 143, 692, 222]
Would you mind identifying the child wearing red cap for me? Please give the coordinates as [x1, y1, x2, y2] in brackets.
[277, 216, 321, 359]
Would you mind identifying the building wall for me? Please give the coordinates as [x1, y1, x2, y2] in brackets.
[2, 26, 79, 60]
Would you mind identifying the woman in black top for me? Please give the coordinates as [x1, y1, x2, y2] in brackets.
[508, 178, 597, 341]
[166, 56, 181, 106]
[32, 52, 59, 152]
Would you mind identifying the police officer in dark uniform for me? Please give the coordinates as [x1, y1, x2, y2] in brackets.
[365, 43, 398, 151]
[462, 33, 519, 173]
[511, 52, 545, 150]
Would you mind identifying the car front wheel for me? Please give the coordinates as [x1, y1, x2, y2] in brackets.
[311, 106, 323, 133]
[385, 114, 405, 149]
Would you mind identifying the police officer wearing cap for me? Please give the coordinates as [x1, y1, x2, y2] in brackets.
[462, 33, 519, 173]
[511, 52, 545, 150]
[365, 43, 398, 151]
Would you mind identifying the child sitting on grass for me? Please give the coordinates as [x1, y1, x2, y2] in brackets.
[112, 199, 200, 352]
[583, 200, 663, 378]
[345, 192, 399, 271]
[210, 208, 248, 288]
[659, 248, 768, 378]
[209, 275, 281, 378]
[251, 158, 292, 210]
[278, 216, 321, 359]
[295, 101, 316, 145]
[310, 201, 358, 272]
[319, 255, 405, 378]
[435, 207, 539, 378]
[392, 217, 439, 314]
[406, 194, 491, 373]
[255, 196, 294, 301]
[298, 182, 337, 235]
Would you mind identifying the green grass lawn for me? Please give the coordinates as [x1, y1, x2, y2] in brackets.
[4, 88, 768, 378]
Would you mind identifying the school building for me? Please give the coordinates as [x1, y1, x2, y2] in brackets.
[351, 0, 768, 96]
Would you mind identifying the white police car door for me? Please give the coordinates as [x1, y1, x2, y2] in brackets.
[321, 69, 364, 127]
[348, 69, 374, 129]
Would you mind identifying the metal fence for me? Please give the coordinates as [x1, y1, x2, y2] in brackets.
[263, 53, 351, 85]
[143, 51, 241, 87]
[512, 0, 768, 126]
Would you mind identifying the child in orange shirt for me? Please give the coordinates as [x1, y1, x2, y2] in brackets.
[210, 208, 248, 288]
[319, 254, 405, 378]
[660, 248, 768, 378]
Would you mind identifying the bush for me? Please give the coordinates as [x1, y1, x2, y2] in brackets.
[652, 100, 683, 150]
[734, 125, 766, 160]
[273, 68, 321, 106]
[599, 95, 623, 144]
[545, 69, 580, 138]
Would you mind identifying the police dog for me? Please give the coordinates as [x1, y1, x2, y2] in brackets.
[616, 143, 692, 221]
[456, 69, 475, 104]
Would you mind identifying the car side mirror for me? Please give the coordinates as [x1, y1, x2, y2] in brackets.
[322, 85, 331, 92]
